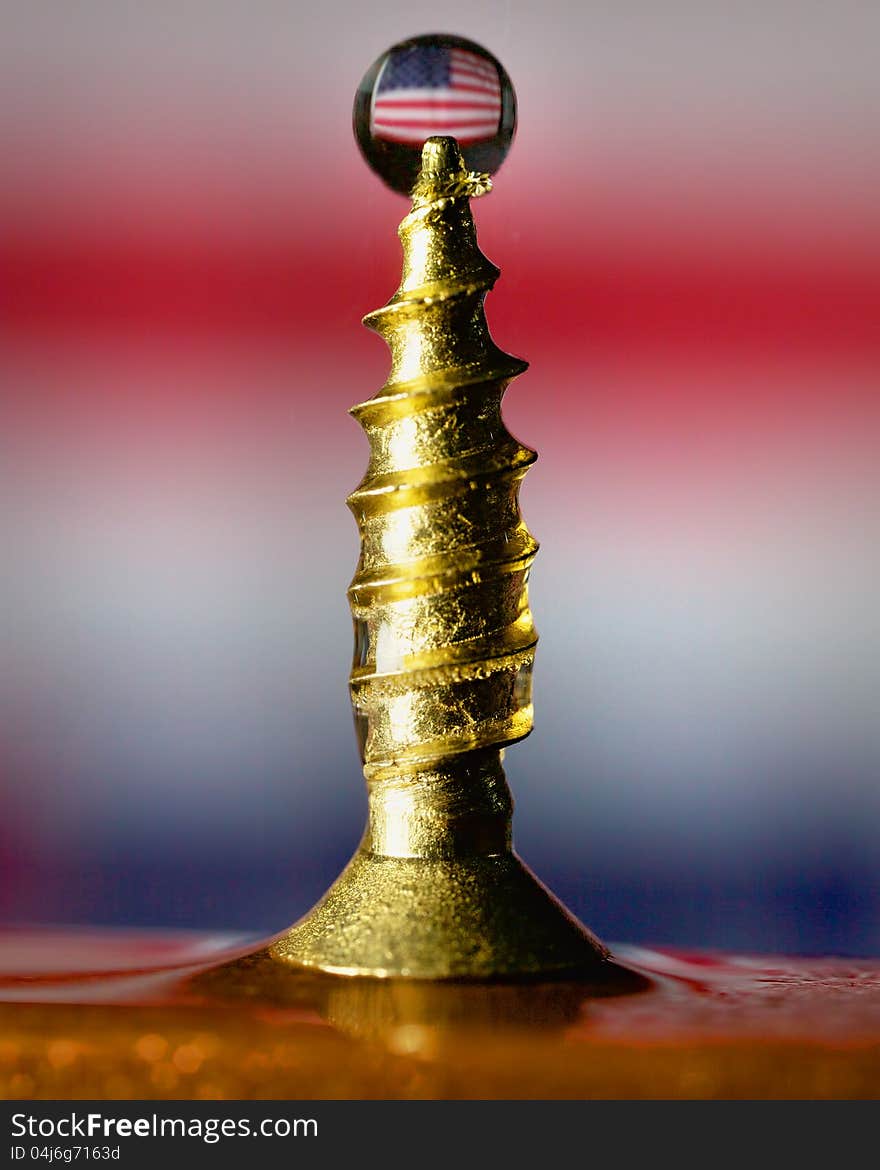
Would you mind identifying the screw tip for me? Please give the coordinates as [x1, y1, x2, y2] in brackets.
[412, 137, 493, 207]
[420, 136, 464, 175]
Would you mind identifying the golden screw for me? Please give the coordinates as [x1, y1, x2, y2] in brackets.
[270, 138, 609, 978]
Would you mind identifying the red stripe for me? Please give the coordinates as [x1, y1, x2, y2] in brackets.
[374, 111, 499, 121]
[374, 117, 499, 128]
[373, 108, 500, 119]
[5, 217, 877, 356]
[373, 115, 499, 127]
[374, 97, 501, 109]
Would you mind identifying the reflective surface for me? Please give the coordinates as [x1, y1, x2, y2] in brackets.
[354, 34, 516, 194]
[3, 928, 879, 1099]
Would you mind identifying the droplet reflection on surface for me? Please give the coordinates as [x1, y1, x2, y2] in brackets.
[354, 33, 517, 195]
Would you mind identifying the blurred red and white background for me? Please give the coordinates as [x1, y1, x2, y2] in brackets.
[2, 1, 878, 953]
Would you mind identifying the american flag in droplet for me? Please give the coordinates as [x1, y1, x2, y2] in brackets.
[371, 44, 502, 147]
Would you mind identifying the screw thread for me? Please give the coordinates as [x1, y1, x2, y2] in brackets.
[348, 138, 538, 782]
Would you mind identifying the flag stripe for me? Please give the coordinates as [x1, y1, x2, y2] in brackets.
[450, 63, 500, 85]
[449, 49, 498, 79]
[450, 77, 500, 96]
[372, 100, 500, 112]
[445, 81, 502, 97]
[449, 59, 499, 82]
[374, 92, 502, 109]
[373, 116, 501, 128]
[373, 107, 501, 122]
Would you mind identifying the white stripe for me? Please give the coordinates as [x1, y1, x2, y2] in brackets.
[374, 88, 501, 109]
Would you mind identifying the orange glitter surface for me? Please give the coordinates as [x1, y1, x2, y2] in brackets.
[1, 929, 879, 1100]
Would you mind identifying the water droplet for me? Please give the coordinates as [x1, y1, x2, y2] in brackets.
[354, 33, 516, 195]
